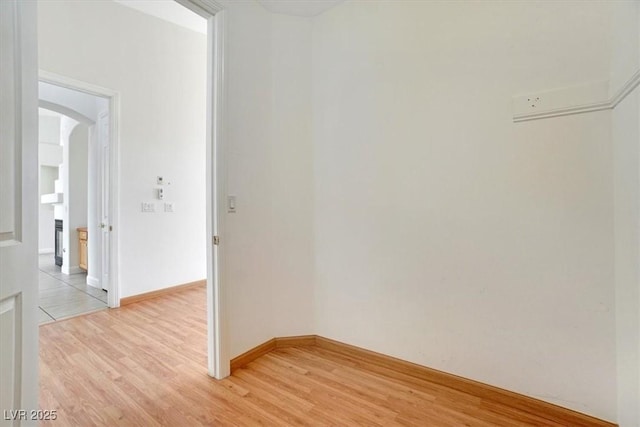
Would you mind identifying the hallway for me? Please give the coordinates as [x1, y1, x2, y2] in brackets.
[38, 254, 108, 324]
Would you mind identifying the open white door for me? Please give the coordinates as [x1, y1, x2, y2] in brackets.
[97, 111, 110, 292]
[0, 0, 40, 425]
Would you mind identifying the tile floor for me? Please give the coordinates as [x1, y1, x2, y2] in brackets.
[38, 254, 108, 325]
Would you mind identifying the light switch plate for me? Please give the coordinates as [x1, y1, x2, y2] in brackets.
[228, 195, 236, 213]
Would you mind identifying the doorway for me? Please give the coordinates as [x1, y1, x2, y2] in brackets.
[174, 0, 229, 379]
[0, 1, 229, 417]
[38, 75, 119, 311]
[36, 0, 228, 378]
[37, 103, 110, 323]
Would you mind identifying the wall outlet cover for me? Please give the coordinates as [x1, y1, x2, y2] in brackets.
[141, 202, 155, 213]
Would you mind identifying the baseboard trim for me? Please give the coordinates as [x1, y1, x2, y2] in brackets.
[230, 335, 317, 372]
[231, 335, 615, 427]
[120, 279, 206, 306]
[274, 335, 317, 348]
[315, 337, 615, 426]
[86, 275, 101, 288]
[230, 339, 277, 372]
[62, 266, 83, 275]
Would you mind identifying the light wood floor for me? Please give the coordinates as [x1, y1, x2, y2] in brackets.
[40, 287, 585, 426]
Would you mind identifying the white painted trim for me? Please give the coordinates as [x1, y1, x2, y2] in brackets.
[107, 92, 120, 309]
[86, 275, 100, 288]
[212, 8, 229, 380]
[39, 99, 94, 125]
[205, 14, 216, 379]
[39, 71, 117, 100]
[610, 68, 640, 109]
[173, 0, 228, 380]
[513, 100, 611, 122]
[174, 0, 223, 17]
[0, 294, 16, 315]
[0, 0, 24, 249]
[62, 266, 84, 275]
[514, 69, 640, 122]
[38, 70, 121, 310]
[0, 232, 17, 246]
[38, 248, 53, 255]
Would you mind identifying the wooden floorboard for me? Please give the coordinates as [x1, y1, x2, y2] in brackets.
[40, 286, 608, 426]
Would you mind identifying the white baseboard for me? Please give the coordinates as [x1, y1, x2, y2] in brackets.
[87, 275, 101, 288]
[39, 248, 54, 255]
[62, 266, 84, 275]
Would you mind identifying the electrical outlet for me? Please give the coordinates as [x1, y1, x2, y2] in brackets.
[164, 202, 174, 213]
[141, 202, 155, 213]
[157, 176, 164, 185]
[527, 96, 541, 109]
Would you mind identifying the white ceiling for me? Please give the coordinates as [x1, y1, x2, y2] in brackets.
[113, 0, 207, 34]
[257, 0, 344, 17]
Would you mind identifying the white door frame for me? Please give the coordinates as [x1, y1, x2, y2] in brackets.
[96, 110, 110, 292]
[38, 70, 121, 310]
[174, 0, 229, 379]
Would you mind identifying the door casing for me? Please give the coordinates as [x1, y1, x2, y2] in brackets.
[174, 0, 230, 380]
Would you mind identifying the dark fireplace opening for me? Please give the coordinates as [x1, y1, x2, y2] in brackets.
[55, 219, 63, 267]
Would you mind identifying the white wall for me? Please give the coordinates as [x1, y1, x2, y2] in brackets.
[269, 13, 314, 341]
[223, 1, 275, 355]
[611, 2, 640, 426]
[67, 124, 89, 273]
[39, 0, 208, 296]
[60, 116, 89, 274]
[312, 0, 616, 421]
[38, 0, 317, 358]
[39, 114, 60, 144]
[59, 115, 77, 272]
[222, 1, 315, 356]
[39, 143, 62, 167]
